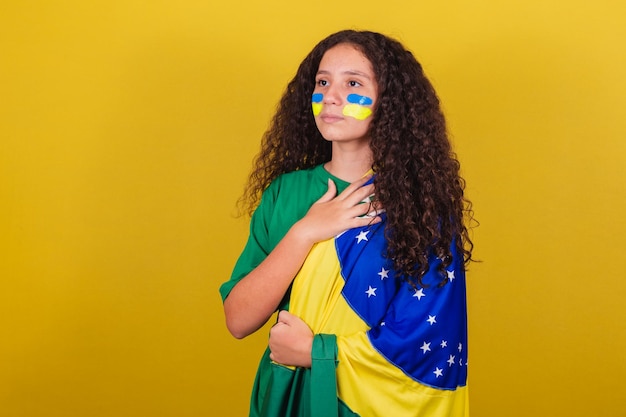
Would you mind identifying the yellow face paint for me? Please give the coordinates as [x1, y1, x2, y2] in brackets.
[342, 94, 373, 120]
[342, 105, 372, 120]
[311, 93, 323, 116]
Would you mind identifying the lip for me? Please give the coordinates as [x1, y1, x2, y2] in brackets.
[319, 113, 344, 123]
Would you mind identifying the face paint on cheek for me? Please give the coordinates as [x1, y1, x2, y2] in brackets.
[311, 93, 323, 116]
[342, 94, 374, 121]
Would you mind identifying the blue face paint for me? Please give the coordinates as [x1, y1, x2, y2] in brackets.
[347, 94, 373, 106]
[312, 93, 323, 103]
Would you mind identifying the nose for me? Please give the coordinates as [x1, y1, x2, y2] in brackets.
[322, 84, 342, 105]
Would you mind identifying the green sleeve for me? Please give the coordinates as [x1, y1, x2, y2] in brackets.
[218, 181, 277, 302]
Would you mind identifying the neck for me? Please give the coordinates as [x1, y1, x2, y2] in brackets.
[325, 142, 373, 182]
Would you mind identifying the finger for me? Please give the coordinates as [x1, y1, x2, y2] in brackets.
[347, 194, 382, 218]
[277, 310, 291, 324]
[353, 205, 384, 222]
[363, 208, 385, 219]
[348, 202, 372, 218]
[335, 175, 373, 200]
[353, 215, 382, 228]
[315, 179, 337, 204]
[343, 183, 376, 206]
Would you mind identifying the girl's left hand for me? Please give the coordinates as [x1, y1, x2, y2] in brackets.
[268, 310, 313, 368]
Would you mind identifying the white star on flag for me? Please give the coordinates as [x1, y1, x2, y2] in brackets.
[365, 286, 377, 298]
[355, 230, 369, 243]
[377, 267, 389, 280]
[440, 340, 448, 348]
[413, 288, 425, 300]
[458, 343, 463, 352]
[420, 341, 431, 354]
[447, 269, 455, 282]
[433, 367, 443, 378]
[427, 315, 437, 325]
[447, 355, 456, 367]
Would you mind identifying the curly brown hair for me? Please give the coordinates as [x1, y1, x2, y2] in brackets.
[240, 30, 475, 287]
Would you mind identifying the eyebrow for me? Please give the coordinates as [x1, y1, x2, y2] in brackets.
[316, 69, 372, 79]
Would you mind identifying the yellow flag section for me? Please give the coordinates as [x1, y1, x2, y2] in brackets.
[289, 236, 468, 417]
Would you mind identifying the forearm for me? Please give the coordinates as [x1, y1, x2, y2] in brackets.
[224, 222, 316, 339]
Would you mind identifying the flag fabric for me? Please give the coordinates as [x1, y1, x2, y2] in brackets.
[286, 214, 469, 416]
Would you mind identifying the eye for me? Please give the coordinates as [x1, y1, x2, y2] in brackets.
[348, 80, 362, 87]
[317, 79, 328, 87]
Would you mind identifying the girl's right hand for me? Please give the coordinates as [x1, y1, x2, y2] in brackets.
[292, 175, 383, 245]
[223, 175, 382, 339]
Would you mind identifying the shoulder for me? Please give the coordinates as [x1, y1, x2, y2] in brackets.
[248, 165, 330, 251]
[263, 165, 327, 200]
[254, 164, 328, 218]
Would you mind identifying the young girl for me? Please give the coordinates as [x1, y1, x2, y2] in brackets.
[220, 30, 474, 417]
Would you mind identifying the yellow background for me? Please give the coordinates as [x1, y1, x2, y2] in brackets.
[1, 1, 625, 416]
